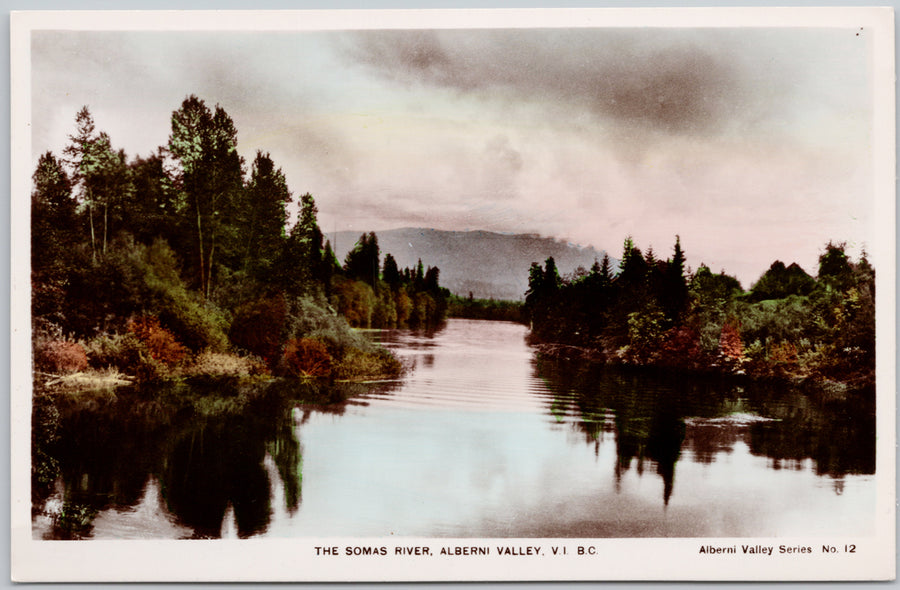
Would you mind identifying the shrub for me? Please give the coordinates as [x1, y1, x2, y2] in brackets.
[188, 351, 270, 377]
[744, 339, 765, 361]
[718, 321, 743, 361]
[81, 332, 144, 369]
[127, 316, 187, 366]
[34, 340, 89, 374]
[627, 308, 666, 357]
[334, 346, 403, 381]
[81, 331, 164, 381]
[284, 296, 369, 355]
[281, 338, 333, 378]
[229, 294, 286, 367]
[768, 340, 798, 365]
[657, 325, 703, 368]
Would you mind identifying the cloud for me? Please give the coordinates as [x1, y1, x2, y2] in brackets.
[28, 27, 874, 287]
[343, 29, 751, 136]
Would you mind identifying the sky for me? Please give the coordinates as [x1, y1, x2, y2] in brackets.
[28, 20, 878, 288]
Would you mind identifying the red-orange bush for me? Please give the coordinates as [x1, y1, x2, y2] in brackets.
[718, 321, 744, 361]
[127, 315, 187, 366]
[281, 338, 333, 378]
[657, 325, 703, 368]
[35, 340, 89, 374]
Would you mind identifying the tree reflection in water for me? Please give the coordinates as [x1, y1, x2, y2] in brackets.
[535, 356, 875, 507]
[33, 378, 389, 540]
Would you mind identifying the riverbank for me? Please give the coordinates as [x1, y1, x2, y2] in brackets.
[530, 338, 873, 394]
[32, 321, 405, 398]
[32, 318, 876, 542]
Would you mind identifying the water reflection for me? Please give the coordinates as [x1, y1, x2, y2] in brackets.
[33, 379, 395, 540]
[535, 356, 876, 507]
[33, 320, 877, 539]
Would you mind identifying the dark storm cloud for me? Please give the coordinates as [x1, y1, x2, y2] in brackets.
[344, 29, 746, 134]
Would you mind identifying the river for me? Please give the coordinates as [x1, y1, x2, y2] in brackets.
[32, 319, 876, 539]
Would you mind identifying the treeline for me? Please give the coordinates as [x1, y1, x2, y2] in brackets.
[332, 231, 449, 329]
[446, 293, 526, 323]
[526, 236, 875, 388]
[31, 96, 447, 385]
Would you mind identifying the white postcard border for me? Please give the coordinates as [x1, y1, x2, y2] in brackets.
[10, 7, 896, 583]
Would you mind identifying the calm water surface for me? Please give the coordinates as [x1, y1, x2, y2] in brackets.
[33, 319, 875, 539]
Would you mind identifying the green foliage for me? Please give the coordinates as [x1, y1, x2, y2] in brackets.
[168, 95, 245, 297]
[241, 151, 292, 281]
[55, 237, 228, 353]
[372, 284, 398, 327]
[187, 352, 269, 378]
[343, 232, 380, 286]
[332, 276, 376, 328]
[283, 295, 368, 355]
[733, 295, 818, 351]
[627, 307, 666, 359]
[525, 236, 874, 387]
[32, 152, 80, 323]
[750, 260, 815, 301]
[81, 331, 145, 371]
[333, 346, 403, 381]
[63, 107, 134, 260]
[33, 100, 454, 387]
[132, 239, 230, 352]
[280, 296, 403, 380]
[818, 241, 853, 289]
[447, 295, 526, 323]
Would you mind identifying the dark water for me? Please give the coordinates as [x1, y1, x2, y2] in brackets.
[32, 319, 875, 539]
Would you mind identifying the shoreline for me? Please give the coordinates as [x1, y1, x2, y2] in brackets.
[530, 340, 872, 394]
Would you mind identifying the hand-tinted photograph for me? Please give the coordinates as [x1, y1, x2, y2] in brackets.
[13, 8, 894, 582]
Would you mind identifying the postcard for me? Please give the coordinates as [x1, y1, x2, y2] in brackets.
[10, 7, 896, 582]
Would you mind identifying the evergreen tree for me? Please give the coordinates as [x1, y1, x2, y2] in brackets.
[424, 266, 441, 293]
[343, 232, 380, 286]
[414, 259, 425, 291]
[617, 236, 647, 286]
[599, 253, 614, 289]
[382, 253, 401, 288]
[661, 235, 689, 321]
[543, 256, 560, 292]
[31, 152, 79, 320]
[320, 239, 340, 293]
[129, 152, 182, 248]
[525, 261, 545, 305]
[242, 152, 291, 280]
[818, 241, 853, 290]
[854, 248, 875, 292]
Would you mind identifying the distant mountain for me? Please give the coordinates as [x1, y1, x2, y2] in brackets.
[326, 228, 614, 301]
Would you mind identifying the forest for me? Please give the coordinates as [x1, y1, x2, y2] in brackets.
[31, 96, 448, 388]
[31, 95, 876, 395]
[525, 236, 875, 389]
